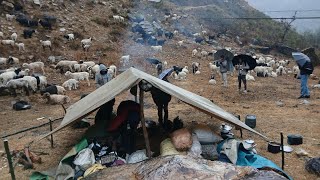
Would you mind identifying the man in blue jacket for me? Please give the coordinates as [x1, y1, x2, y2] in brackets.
[95, 64, 112, 88]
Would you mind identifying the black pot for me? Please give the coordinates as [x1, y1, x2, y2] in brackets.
[267, 142, 281, 153]
[287, 134, 303, 145]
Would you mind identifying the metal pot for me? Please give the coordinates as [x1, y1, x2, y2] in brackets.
[267, 142, 281, 153]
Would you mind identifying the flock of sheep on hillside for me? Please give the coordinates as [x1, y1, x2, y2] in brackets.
[1, 5, 319, 106]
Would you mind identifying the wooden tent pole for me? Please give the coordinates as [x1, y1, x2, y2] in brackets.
[139, 88, 152, 158]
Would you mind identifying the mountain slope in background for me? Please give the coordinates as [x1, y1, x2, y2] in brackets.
[247, 0, 320, 32]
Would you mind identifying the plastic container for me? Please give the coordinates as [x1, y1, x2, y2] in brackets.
[245, 115, 256, 128]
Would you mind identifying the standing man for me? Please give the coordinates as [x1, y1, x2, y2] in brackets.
[151, 76, 172, 130]
[218, 55, 228, 87]
[95, 63, 112, 88]
[236, 59, 250, 93]
[292, 52, 314, 99]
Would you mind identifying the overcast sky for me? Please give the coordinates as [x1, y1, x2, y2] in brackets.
[246, 0, 320, 32]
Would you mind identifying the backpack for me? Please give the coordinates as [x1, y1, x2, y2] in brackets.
[303, 61, 314, 74]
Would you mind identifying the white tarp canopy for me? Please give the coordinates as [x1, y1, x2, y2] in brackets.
[39, 67, 268, 140]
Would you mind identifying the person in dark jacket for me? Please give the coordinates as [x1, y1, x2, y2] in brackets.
[297, 62, 313, 99]
[150, 76, 172, 129]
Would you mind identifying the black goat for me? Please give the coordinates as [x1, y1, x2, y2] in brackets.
[164, 31, 174, 39]
[23, 29, 35, 39]
[39, 20, 52, 30]
[28, 20, 38, 27]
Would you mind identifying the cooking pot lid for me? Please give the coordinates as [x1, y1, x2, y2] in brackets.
[280, 145, 293, 153]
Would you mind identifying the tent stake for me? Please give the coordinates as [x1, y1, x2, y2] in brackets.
[280, 132, 285, 170]
[3, 139, 16, 180]
[139, 88, 152, 158]
[49, 118, 54, 148]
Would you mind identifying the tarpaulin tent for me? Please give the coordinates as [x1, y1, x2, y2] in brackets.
[35, 67, 268, 143]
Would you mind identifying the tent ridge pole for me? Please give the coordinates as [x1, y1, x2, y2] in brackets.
[139, 87, 152, 158]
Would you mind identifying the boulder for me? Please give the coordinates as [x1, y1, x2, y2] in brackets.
[85, 155, 288, 180]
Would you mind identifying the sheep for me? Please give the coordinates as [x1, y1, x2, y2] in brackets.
[65, 71, 90, 86]
[22, 62, 45, 75]
[209, 62, 219, 75]
[64, 33, 74, 41]
[173, 30, 179, 35]
[83, 44, 90, 52]
[55, 60, 78, 73]
[0, 32, 3, 38]
[74, 63, 88, 72]
[192, 49, 198, 57]
[6, 14, 15, 21]
[11, 33, 17, 41]
[81, 37, 92, 46]
[177, 40, 184, 46]
[270, 71, 277, 78]
[113, 15, 124, 22]
[1, 40, 15, 46]
[201, 50, 208, 58]
[74, 64, 81, 72]
[40, 40, 52, 50]
[120, 55, 130, 66]
[209, 78, 216, 85]
[163, 61, 168, 69]
[312, 84, 320, 89]
[23, 29, 36, 39]
[254, 66, 271, 77]
[201, 30, 207, 36]
[246, 74, 255, 81]
[34, 75, 47, 90]
[0, 57, 7, 65]
[15, 43, 25, 51]
[7, 56, 19, 65]
[192, 62, 200, 74]
[109, 65, 117, 77]
[5, 79, 30, 96]
[182, 66, 189, 74]
[21, 76, 38, 92]
[43, 92, 70, 105]
[276, 66, 285, 76]
[87, 64, 100, 78]
[40, 85, 66, 95]
[293, 65, 300, 75]
[0, 71, 16, 85]
[62, 79, 79, 90]
[173, 71, 187, 80]
[79, 60, 95, 67]
[195, 70, 201, 75]
[151, 45, 162, 52]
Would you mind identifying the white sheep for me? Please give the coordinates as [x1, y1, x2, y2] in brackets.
[270, 71, 277, 78]
[209, 62, 219, 75]
[0, 32, 3, 38]
[276, 66, 285, 76]
[151, 45, 162, 52]
[74, 64, 81, 72]
[173, 71, 187, 80]
[192, 62, 200, 74]
[201, 50, 208, 58]
[312, 84, 320, 89]
[65, 33, 74, 41]
[1, 40, 15, 46]
[246, 74, 255, 81]
[7, 56, 19, 65]
[182, 66, 189, 74]
[120, 55, 130, 66]
[87, 64, 100, 78]
[18, 69, 30, 76]
[80, 64, 88, 72]
[177, 40, 183, 46]
[56, 60, 78, 72]
[109, 65, 117, 77]
[80, 60, 95, 67]
[81, 37, 92, 46]
[6, 14, 15, 21]
[173, 30, 179, 35]
[65, 71, 90, 86]
[15, 43, 25, 51]
[0, 71, 16, 85]
[56, 85, 66, 94]
[163, 61, 168, 69]
[209, 78, 216, 85]
[192, 49, 198, 57]
[0, 57, 7, 65]
[5, 79, 30, 96]
[11, 33, 17, 41]
[62, 79, 79, 90]
[83, 44, 90, 52]
[40, 40, 52, 50]
[195, 70, 201, 75]
[43, 92, 70, 105]
[22, 62, 45, 75]
[22, 76, 38, 92]
[113, 15, 124, 22]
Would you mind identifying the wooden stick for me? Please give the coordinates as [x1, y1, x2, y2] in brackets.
[280, 132, 285, 170]
[139, 88, 152, 158]
[3, 139, 16, 180]
[49, 118, 54, 148]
